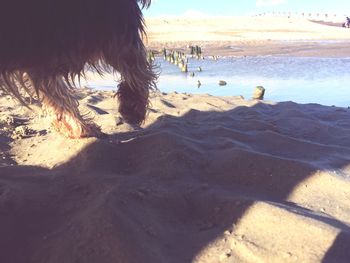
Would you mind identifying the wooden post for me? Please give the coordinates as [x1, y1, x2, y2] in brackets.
[253, 86, 265, 100]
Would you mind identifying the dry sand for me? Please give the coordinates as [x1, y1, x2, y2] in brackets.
[146, 16, 350, 57]
[0, 16, 350, 263]
[1, 89, 350, 263]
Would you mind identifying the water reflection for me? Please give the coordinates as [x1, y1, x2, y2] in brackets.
[83, 56, 350, 107]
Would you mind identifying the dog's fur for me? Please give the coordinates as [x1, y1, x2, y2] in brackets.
[0, 0, 156, 138]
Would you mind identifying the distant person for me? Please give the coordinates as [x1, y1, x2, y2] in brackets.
[343, 17, 350, 28]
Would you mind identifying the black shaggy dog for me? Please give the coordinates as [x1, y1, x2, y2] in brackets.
[0, 0, 156, 138]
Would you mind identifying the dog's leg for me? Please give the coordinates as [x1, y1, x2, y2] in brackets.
[105, 42, 157, 126]
[41, 77, 102, 138]
[27, 75, 101, 138]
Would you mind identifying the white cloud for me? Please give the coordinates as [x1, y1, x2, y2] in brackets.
[256, 0, 287, 7]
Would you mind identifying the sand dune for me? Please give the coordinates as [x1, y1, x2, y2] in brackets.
[1, 89, 350, 262]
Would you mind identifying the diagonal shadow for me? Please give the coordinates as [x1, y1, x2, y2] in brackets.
[322, 232, 350, 263]
[0, 101, 349, 263]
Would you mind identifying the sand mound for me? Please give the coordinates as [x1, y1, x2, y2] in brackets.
[0, 90, 350, 262]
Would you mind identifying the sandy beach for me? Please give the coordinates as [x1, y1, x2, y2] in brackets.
[146, 16, 350, 57]
[1, 16, 350, 263]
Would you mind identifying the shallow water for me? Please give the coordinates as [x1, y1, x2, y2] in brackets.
[84, 56, 350, 107]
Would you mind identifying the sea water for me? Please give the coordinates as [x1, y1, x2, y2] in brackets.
[84, 56, 350, 107]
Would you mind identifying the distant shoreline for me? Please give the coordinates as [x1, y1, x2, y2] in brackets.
[146, 16, 350, 57]
[309, 20, 345, 28]
[147, 39, 350, 58]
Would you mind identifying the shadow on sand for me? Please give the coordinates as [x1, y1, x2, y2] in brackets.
[0, 101, 350, 262]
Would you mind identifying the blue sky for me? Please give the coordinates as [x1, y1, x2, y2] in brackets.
[144, 0, 350, 17]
